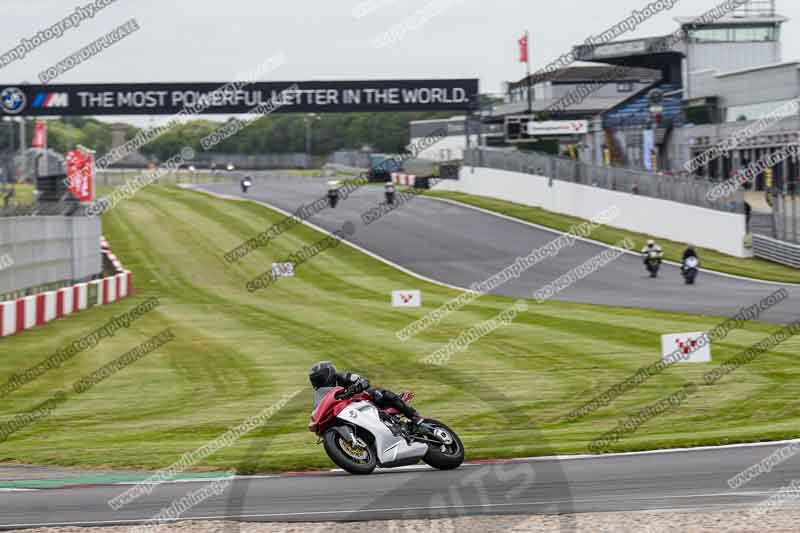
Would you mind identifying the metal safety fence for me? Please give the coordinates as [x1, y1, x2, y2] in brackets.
[766, 190, 799, 245]
[753, 234, 800, 268]
[464, 148, 738, 213]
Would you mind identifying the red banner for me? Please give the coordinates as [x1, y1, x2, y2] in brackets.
[32, 121, 47, 148]
[518, 33, 528, 64]
[66, 149, 95, 202]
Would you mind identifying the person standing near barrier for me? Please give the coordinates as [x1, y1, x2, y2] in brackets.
[745, 201, 752, 232]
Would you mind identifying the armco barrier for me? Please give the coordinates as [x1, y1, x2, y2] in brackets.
[0, 271, 131, 338]
[753, 234, 800, 268]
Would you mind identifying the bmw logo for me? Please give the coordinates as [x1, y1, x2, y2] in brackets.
[1, 87, 26, 114]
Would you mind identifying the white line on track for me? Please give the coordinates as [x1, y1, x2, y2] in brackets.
[0, 490, 782, 528]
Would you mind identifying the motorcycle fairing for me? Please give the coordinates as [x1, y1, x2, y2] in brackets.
[337, 401, 428, 467]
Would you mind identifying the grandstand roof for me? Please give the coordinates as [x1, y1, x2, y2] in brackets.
[509, 65, 660, 90]
[674, 15, 788, 26]
[492, 93, 642, 117]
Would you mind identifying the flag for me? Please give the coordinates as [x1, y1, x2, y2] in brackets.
[518, 32, 529, 64]
[32, 121, 47, 148]
[66, 148, 95, 202]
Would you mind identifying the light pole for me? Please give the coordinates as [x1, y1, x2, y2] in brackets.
[0, 118, 11, 187]
[4, 117, 26, 182]
[304, 113, 320, 169]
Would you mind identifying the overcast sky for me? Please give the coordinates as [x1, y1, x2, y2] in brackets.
[0, 0, 798, 125]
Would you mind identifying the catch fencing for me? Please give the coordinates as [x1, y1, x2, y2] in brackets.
[108, 152, 310, 170]
[329, 150, 370, 170]
[464, 148, 738, 212]
[190, 152, 310, 170]
[0, 216, 101, 299]
[766, 190, 799, 244]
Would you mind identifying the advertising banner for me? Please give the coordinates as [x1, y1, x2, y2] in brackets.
[526, 120, 589, 136]
[271, 263, 295, 278]
[661, 332, 712, 363]
[392, 290, 422, 308]
[0, 79, 479, 116]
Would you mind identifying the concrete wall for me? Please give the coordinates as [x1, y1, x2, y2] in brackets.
[411, 134, 480, 161]
[0, 216, 102, 296]
[440, 167, 749, 258]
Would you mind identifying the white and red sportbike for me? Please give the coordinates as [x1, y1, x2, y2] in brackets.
[309, 386, 464, 475]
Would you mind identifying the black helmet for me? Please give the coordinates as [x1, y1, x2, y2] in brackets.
[309, 361, 337, 389]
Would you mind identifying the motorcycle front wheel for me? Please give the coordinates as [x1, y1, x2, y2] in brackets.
[421, 419, 465, 470]
[323, 428, 377, 475]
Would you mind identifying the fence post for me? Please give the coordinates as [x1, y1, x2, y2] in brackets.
[792, 186, 798, 243]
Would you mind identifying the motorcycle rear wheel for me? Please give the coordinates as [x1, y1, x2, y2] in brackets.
[323, 428, 377, 475]
[421, 419, 464, 470]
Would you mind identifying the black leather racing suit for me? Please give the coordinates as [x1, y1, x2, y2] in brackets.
[335, 372, 419, 420]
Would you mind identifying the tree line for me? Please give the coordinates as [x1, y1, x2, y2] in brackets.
[0, 112, 454, 161]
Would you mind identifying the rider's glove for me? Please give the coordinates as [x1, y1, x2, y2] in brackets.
[353, 378, 370, 393]
[345, 373, 370, 393]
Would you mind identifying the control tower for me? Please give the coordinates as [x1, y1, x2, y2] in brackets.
[677, 0, 788, 98]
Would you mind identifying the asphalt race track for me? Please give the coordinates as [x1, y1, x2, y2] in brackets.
[1, 442, 798, 528]
[195, 174, 800, 324]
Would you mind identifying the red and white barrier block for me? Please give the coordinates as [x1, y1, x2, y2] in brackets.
[391, 172, 417, 187]
[89, 271, 132, 306]
[1, 283, 89, 337]
[0, 240, 133, 338]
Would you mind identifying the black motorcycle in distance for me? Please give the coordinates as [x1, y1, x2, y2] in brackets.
[385, 183, 396, 205]
[241, 178, 252, 194]
[682, 256, 699, 285]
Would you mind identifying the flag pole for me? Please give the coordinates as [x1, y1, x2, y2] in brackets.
[526, 31, 533, 116]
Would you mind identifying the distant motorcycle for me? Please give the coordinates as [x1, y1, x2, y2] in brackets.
[385, 183, 396, 205]
[682, 256, 699, 285]
[644, 251, 662, 278]
[241, 178, 252, 194]
[327, 187, 340, 208]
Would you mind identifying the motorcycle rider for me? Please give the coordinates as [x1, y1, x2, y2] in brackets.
[240, 175, 252, 193]
[641, 239, 663, 277]
[681, 244, 700, 285]
[309, 361, 424, 427]
[384, 181, 396, 205]
[641, 239, 663, 261]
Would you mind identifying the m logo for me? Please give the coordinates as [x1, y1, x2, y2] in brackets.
[32, 92, 69, 109]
